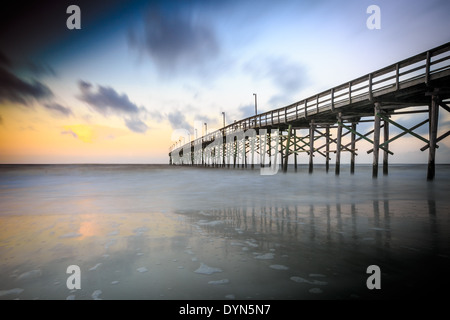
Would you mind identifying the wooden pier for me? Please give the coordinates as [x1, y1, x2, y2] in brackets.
[169, 42, 450, 180]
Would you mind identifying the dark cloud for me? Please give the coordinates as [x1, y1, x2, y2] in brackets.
[0, 51, 11, 67]
[0, 66, 53, 105]
[128, 4, 220, 77]
[43, 103, 73, 117]
[27, 61, 57, 78]
[0, 0, 134, 62]
[77, 80, 149, 134]
[77, 80, 141, 116]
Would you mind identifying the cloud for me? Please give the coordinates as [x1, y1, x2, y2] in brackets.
[238, 104, 257, 119]
[167, 111, 192, 131]
[0, 66, 53, 106]
[128, 4, 220, 77]
[77, 80, 149, 134]
[61, 129, 78, 139]
[0, 52, 12, 68]
[244, 55, 306, 93]
[0, 114, 3, 125]
[125, 117, 149, 133]
[43, 103, 73, 118]
[27, 61, 57, 78]
[61, 124, 128, 143]
[77, 80, 141, 116]
[148, 110, 164, 123]
[62, 125, 94, 143]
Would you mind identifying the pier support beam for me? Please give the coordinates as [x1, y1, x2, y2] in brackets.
[222, 135, 226, 168]
[266, 132, 271, 167]
[372, 103, 381, 178]
[251, 136, 255, 169]
[383, 117, 389, 175]
[325, 126, 330, 173]
[350, 122, 356, 174]
[309, 121, 315, 174]
[335, 113, 342, 175]
[294, 129, 298, 171]
[427, 96, 440, 180]
[283, 124, 292, 173]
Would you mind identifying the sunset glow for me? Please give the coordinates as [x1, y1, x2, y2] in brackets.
[1, 0, 449, 164]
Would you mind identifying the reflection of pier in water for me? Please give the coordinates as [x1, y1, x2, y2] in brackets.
[183, 198, 440, 255]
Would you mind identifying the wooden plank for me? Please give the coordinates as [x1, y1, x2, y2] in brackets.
[439, 102, 450, 113]
[368, 119, 429, 153]
[420, 130, 450, 151]
[378, 113, 430, 144]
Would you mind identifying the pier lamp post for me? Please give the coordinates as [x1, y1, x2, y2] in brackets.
[204, 123, 207, 135]
[253, 93, 257, 115]
[222, 112, 225, 128]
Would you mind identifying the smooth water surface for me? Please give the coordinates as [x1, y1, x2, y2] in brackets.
[0, 164, 449, 299]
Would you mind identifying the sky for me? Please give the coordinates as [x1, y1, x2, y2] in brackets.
[0, 0, 449, 164]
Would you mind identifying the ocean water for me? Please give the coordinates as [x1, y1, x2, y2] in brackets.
[0, 164, 449, 300]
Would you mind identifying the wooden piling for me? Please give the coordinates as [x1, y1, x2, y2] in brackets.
[325, 126, 330, 173]
[335, 113, 342, 175]
[268, 131, 272, 167]
[233, 138, 237, 168]
[280, 134, 284, 169]
[309, 121, 315, 174]
[222, 135, 226, 167]
[350, 122, 356, 174]
[383, 117, 389, 175]
[427, 96, 439, 180]
[283, 124, 292, 173]
[294, 129, 298, 171]
[251, 135, 255, 169]
[373, 103, 381, 178]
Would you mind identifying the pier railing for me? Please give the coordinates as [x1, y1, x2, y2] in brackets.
[170, 42, 450, 154]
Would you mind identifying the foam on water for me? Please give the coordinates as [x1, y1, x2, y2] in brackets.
[290, 276, 328, 286]
[89, 263, 102, 271]
[255, 253, 275, 260]
[17, 270, 42, 281]
[0, 288, 24, 297]
[194, 263, 223, 275]
[269, 264, 289, 270]
[91, 290, 102, 300]
[208, 279, 229, 285]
